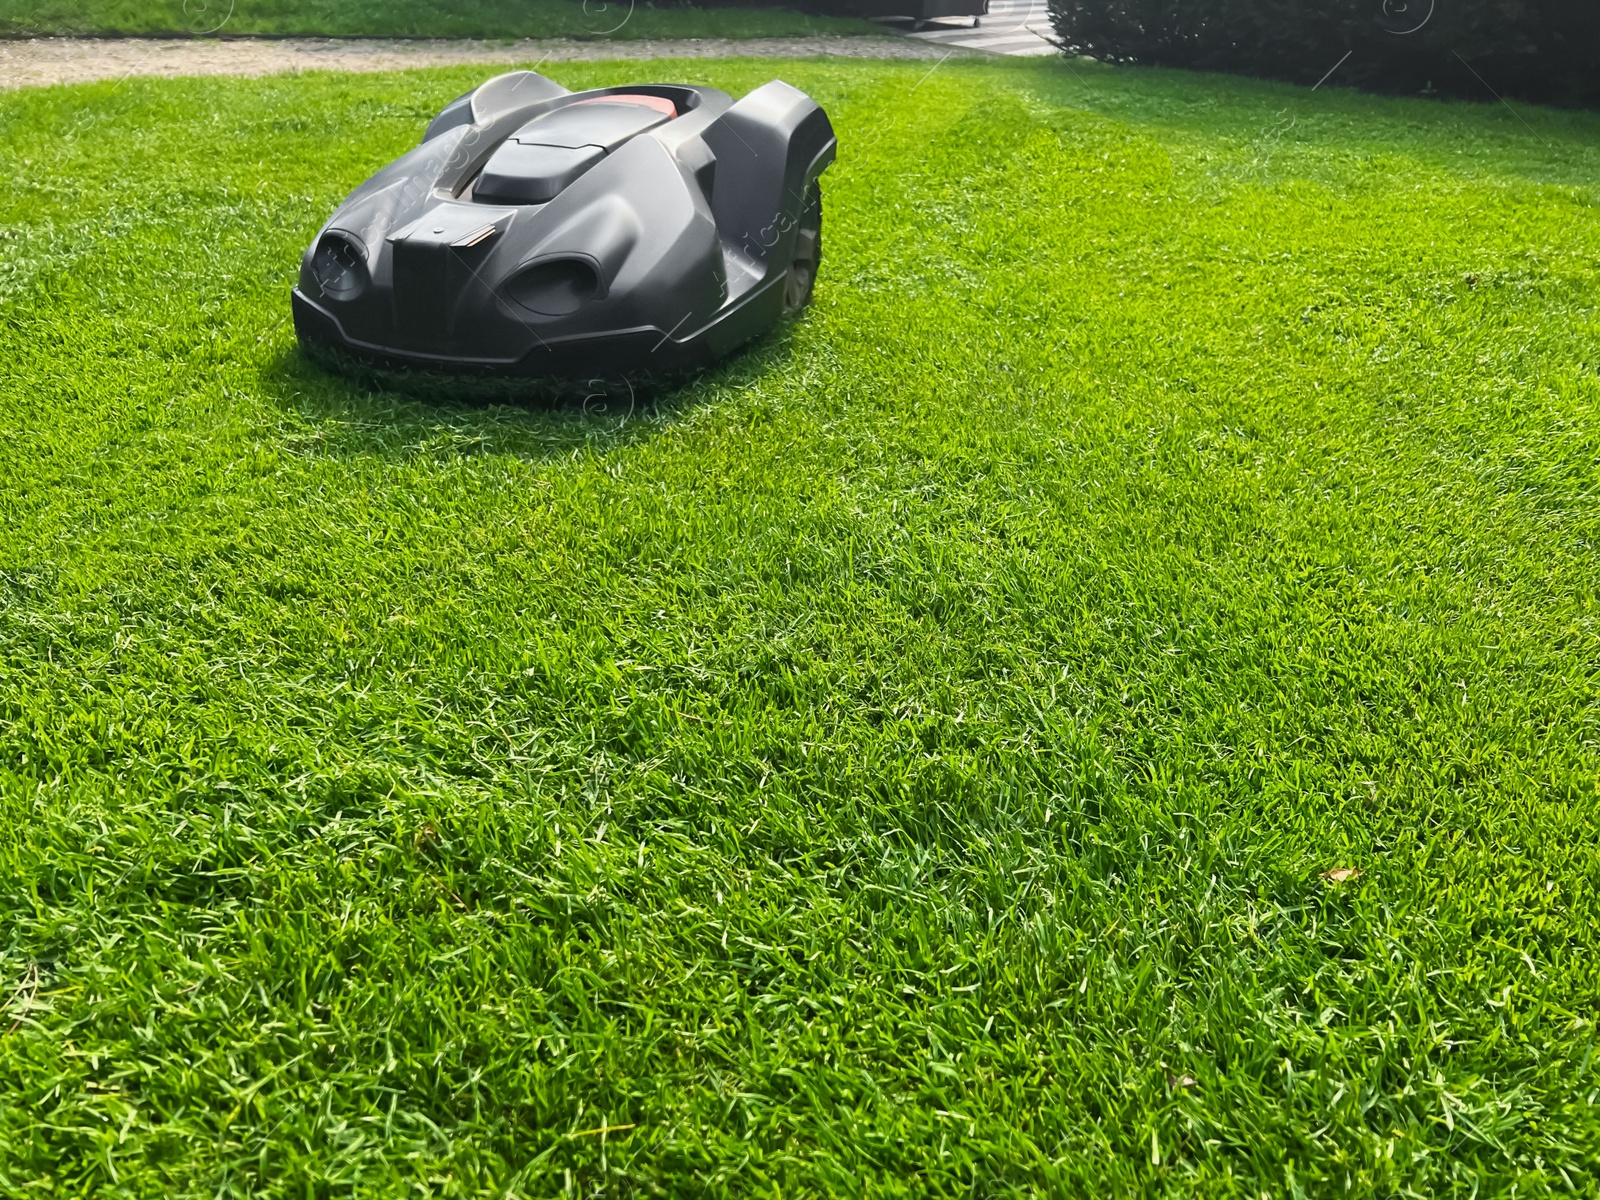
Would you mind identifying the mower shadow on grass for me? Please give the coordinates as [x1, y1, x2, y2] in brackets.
[253, 320, 808, 463]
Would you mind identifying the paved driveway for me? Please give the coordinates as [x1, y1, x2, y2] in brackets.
[896, 0, 1055, 57]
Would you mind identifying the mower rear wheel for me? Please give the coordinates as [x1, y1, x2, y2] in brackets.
[783, 181, 823, 315]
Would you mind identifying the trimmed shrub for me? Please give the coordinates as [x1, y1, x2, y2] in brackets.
[1045, 0, 1600, 107]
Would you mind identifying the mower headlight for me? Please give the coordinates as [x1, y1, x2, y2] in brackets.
[311, 233, 370, 301]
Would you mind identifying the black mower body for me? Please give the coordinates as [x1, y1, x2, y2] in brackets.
[292, 71, 835, 378]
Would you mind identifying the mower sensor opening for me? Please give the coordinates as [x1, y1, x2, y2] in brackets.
[505, 257, 603, 315]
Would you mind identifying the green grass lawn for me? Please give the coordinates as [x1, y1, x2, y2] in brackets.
[2, 55, 1599, 1197]
[0, 0, 871, 40]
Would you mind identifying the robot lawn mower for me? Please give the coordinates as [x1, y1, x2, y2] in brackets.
[291, 70, 835, 380]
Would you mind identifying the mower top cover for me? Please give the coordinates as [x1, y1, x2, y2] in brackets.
[291, 71, 836, 378]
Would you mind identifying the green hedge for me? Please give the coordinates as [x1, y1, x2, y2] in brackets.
[1045, 0, 1599, 107]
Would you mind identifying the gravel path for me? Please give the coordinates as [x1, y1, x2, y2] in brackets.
[0, 34, 965, 90]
